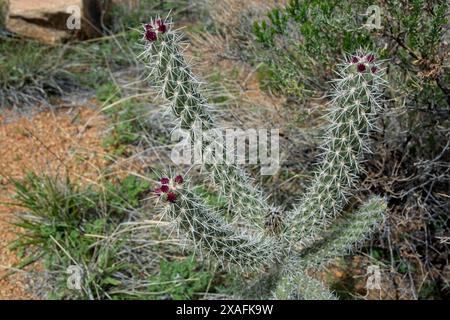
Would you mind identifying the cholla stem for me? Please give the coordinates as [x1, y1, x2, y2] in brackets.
[160, 183, 280, 270]
[141, 17, 269, 227]
[297, 196, 386, 271]
[274, 196, 386, 299]
[287, 51, 387, 247]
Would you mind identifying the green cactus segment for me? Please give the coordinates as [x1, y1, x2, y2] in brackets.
[274, 268, 337, 300]
[209, 164, 269, 226]
[142, 20, 269, 226]
[298, 196, 386, 270]
[288, 51, 386, 246]
[143, 26, 213, 130]
[164, 187, 280, 270]
[274, 196, 385, 299]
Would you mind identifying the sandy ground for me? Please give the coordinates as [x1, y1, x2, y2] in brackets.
[0, 103, 107, 299]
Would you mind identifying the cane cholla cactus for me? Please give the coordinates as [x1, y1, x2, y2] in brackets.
[140, 17, 387, 299]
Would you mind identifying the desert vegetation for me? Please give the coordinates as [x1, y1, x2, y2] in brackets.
[0, 0, 448, 300]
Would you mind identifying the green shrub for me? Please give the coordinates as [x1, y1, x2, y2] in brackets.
[253, 0, 449, 111]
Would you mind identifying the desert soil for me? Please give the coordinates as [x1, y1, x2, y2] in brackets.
[0, 103, 107, 299]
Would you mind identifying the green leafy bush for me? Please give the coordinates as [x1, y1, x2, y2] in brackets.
[253, 0, 449, 110]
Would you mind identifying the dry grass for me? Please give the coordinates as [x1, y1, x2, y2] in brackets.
[201, 0, 285, 60]
[0, 103, 108, 299]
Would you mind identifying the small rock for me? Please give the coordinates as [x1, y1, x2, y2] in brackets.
[5, 0, 106, 44]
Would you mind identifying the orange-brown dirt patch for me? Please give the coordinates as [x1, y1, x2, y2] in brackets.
[0, 104, 107, 299]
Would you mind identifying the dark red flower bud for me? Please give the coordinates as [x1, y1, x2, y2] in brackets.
[174, 175, 184, 184]
[156, 20, 167, 33]
[145, 30, 157, 42]
[160, 185, 170, 193]
[371, 66, 378, 73]
[167, 192, 177, 203]
[367, 54, 375, 62]
[160, 177, 170, 185]
[144, 23, 153, 31]
[351, 56, 359, 63]
[357, 64, 366, 73]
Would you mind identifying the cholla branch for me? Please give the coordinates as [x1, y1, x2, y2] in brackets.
[273, 268, 337, 300]
[208, 164, 270, 227]
[140, 17, 213, 130]
[297, 196, 386, 271]
[288, 50, 387, 246]
[273, 196, 386, 299]
[141, 16, 269, 227]
[154, 175, 281, 271]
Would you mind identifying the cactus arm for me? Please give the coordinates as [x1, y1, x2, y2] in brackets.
[157, 181, 280, 270]
[141, 17, 269, 227]
[273, 267, 337, 300]
[287, 50, 387, 246]
[298, 196, 386, 270]
[274, 196, 385, 300]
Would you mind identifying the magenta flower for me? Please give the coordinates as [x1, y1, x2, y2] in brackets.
[160, 185, 170, 193]
[371, 66, 377, 74]
[160, 177, 170, 185]
[167, 192, 177, 203]
[351, 56, 359, 64]
[174, 175, 184, 184]
[144, 24, 153, 31]
[156, 20, 167, 34]
[357, 64, 366, 73]
[145, 29, 157, 42]
[366, 54, 375, 63]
